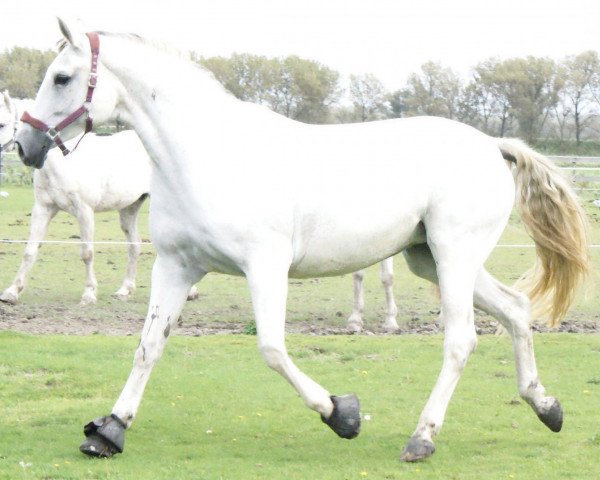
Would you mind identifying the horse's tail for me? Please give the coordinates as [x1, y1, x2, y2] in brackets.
[498, 138, 590, 327]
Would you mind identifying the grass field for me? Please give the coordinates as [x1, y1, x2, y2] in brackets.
[1, 182, 600, 479]
[1, 333, 600, 480]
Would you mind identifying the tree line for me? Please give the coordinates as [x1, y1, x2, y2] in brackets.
[3, 45, 600, 144]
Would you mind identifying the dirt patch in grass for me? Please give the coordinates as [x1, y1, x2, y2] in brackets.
[1, 300, 599, 336]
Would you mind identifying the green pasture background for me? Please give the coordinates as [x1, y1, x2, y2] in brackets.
[1, 181, 600, 479]
[1, 333, 600, 480]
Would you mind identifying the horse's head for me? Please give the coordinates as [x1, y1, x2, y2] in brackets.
[0, 90, 17, 148]
[16, 18, 119, 168]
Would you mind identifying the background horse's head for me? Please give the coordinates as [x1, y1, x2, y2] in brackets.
[0, 90, 17, 148]
[16, 18, 119, 168]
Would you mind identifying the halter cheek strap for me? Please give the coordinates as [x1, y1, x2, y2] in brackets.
[21, 32, 100, 156]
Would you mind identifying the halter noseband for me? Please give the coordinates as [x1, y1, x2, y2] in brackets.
[21, 32, 100, 156]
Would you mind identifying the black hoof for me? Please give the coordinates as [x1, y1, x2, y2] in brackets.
[537, 399, 563, 432]
[321, 394, 361, 439]
[400, 436, 435, 462]
[79, 414, 126, 458]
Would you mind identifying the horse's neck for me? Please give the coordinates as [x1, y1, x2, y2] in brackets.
[102, 36, 234, 160]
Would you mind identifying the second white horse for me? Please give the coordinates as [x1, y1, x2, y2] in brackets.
[1, 93, 151, 304]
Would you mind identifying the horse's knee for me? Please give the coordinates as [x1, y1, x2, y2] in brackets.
[81, 247, 94, 264]
[380, 270, 393, 287]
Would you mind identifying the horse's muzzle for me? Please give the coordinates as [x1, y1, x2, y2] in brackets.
[15, 128, 52, 169]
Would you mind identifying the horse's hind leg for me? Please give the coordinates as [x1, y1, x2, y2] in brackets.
[400, 242, 480, 462]
[380, 257, 399, 331]
[473, 270, 563, 432]
[114, 195, 146, 300]
[347, 269, 366, 332]
[1, 202, 58, 304]
[403, 245, 562, 453]
[246, 248, 360, 439]
[80, 255, 200, 457]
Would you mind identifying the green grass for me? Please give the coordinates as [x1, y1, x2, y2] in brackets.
[0, 332, 599, 479]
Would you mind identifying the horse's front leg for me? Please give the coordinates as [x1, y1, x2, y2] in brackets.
[79, 255, 200, 457]
[380, 257, 399, 331]
[246, 248, 361, 439]
[0, 202, 58, 304]
[346, 269, 366, 332]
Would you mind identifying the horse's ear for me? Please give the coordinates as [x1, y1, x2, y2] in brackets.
[2, 90, 11, 111]
[57, 17, 86, 50]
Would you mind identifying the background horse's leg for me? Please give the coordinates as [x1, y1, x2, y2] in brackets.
[400, 242, 480, 462]
[347, 269, 365, 332]
[114, 195, 146, 300]
[80, 255, 200, 457]
[380, 257, 399, 331]
[0, 202, 58, 304]
[77, 204, 98, 305]
[246, 249, 360, 439]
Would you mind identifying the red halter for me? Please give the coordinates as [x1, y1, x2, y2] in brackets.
[21, 32, 100, 156]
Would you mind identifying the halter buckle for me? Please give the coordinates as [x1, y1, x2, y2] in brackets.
[88, 74, 98, 89]
[46, 127, 59, 140]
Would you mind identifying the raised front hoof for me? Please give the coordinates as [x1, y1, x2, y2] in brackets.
[400, 437, 436, 462]
[80, 414, 125, 458]
[321, 394, 361, 439]
[537, 398, 563, 432]
[0, 289, 19, 305]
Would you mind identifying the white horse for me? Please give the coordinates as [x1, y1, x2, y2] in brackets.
[16, 19, 589, 462]
[0, 91, 20, 148]
[0, 91, 152, 305]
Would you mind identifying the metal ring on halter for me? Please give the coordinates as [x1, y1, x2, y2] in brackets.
[46, 127, 59, 140]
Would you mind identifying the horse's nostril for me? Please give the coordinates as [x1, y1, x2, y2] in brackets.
[15, 141, 25, 160]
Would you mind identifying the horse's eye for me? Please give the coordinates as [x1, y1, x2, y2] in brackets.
[54, 73, 71, 86]
[0, 123, 5, 129]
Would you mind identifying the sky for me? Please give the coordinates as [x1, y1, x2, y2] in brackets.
[2, 0, 600, 91]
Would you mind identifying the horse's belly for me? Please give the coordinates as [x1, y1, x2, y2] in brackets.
[288, 214, 425, 278]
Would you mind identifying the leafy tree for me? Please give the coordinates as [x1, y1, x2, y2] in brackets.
[400, 61, 463, 119]
[348, 73, 390, 122]
[560, 51, 600, 144]
[0, 47, 55, 99]
[466, 59, 513, 137]
[495, 56, 563, 141]
[200, 54, 340, 124]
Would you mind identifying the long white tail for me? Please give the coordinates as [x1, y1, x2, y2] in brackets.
[499, 139, 590, 327]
